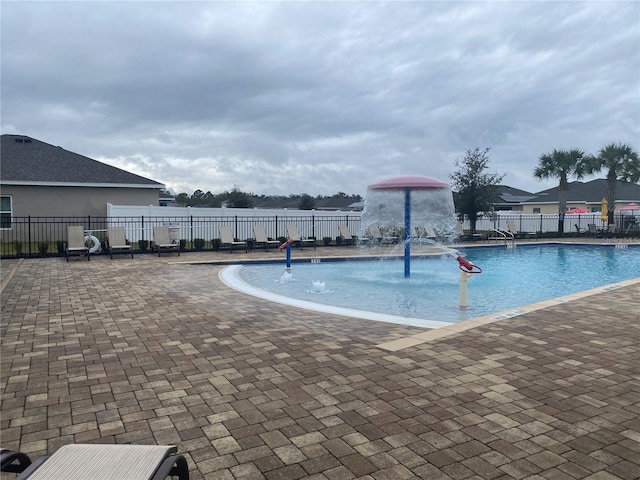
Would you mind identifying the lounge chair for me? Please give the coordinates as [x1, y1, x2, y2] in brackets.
[411, 225, 436, 244]
[366, 224, 397, 245]
[152, 226, 180, 256]
[66, 225, 90, 261]
[253, 225, 279, 251]
[107, 226, 133, 259]
[422, 225, 437, 242]
[219, 226, 248, 253]
[455, 222, 482, 242]
[286, 225, 316, 250]
[337, 224, 355, 246]
[586, 223, 599, 237]
[1, 448, 32, 474]
[10, 444, 188, 480]
[506, 220, 537, 240]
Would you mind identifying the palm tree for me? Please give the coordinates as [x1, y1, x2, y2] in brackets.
[587, 143, 640, 224]
[534, 148, 590, 235]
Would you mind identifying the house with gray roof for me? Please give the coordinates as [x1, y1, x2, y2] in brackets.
[493, 185, 538, 211]
[1, 134, 165, 223]
[521, 179, 640, 214]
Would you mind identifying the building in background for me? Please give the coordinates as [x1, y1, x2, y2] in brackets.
[1, 134, 165, 224]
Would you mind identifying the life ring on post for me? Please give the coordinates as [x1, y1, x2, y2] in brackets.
[84, 235, 101, 253]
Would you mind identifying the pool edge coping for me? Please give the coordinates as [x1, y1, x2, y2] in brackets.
[376, 276, 640, 351]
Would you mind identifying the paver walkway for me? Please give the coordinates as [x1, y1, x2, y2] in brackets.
[1, 245, 639, 479]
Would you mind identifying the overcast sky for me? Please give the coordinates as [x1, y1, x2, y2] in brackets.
[2, 1, 639, 197]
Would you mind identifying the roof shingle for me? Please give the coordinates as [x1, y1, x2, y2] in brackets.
[1, 134, 163, 187]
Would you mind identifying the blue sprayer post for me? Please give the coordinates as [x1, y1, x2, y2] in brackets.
[286, 242, 292, 269]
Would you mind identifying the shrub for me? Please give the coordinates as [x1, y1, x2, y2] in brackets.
[211, 238, 221, 251]
[193, 238, 205, 251]
[99, 237, 108, 252]
[56, 240, 65, 253]
[336, 236, 342, 246]
[179, 239, 187, 251]
[138, 240, 149, 252]
[38, 242, 49, 255]
[14, 241, 23, 255]
[323, 236, 332, 246]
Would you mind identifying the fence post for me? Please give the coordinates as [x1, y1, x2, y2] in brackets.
[190, 215, 194, 245]
[141, 216, 145, 241]
[234, 216, 238, 239]
[28, 215, 32, 256]
[312, 214, 315, 238]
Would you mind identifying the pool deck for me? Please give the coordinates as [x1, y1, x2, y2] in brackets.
[1, 239, 639, 479]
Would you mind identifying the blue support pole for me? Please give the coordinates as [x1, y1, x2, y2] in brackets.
[286, 242, 292, 269]
[404, 188, 411, 278]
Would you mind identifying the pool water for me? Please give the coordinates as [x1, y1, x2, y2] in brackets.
[232, 245, 639, 326]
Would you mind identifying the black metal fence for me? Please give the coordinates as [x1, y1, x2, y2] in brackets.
[1, 213, 637, 259]
[0, 215, 364, 258]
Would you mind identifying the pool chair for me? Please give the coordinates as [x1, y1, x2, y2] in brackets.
[286, 225, 316, 250]
[367, 224, 397, 245]
[455, 222, 482, 242]
[66, 225, 90, 261]
[506, 220, 537, 240]
[586, 223, 600, 237]
[219, 225, 248, 253]
[152, 226, 180, 256]
[411, 225, 436, 244]
[337, 224, 355, 246]
[1, 448, 32, 474]
[10, 444, 189, 480]
[107, 226, 133, 259]
[253, 225, 279, 251]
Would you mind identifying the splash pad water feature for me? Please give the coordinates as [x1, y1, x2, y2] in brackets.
[268, 175, 483, 317]
[363, 175, 461, 277]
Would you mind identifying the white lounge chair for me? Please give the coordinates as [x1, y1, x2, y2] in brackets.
[152, 226, 180, 256]
[253, 225, 280, 251]
[337, 224, 355, 246]
[367, 224, 397, 245]
[107, 226, 133, 259]
[286, 225, 316, 250]
[506, 220, 537, 240]
[66, 225, 90, 261]
[219, 226, 248, 253]
[10, 444, 188, 480]
[455, 222, 482, 242]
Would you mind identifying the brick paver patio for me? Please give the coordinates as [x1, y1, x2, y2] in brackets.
[1, 243, 639, 479]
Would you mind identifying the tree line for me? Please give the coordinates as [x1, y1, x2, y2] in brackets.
[173, 187, 362, 210]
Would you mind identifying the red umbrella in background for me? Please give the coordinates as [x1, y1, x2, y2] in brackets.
[565, 208, 590, 214]
[618, 202, 640, 212]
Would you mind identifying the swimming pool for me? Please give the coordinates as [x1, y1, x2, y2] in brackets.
[222, 244, 640, 328]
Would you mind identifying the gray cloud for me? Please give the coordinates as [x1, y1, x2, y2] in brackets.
[2, 1, 638, 196]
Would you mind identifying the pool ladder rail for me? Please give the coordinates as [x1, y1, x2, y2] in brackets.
[488, 228, 515, 246]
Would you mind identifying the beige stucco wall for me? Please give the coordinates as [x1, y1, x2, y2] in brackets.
[522, 203, 600, 214]
[2, 185, 160, 218]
